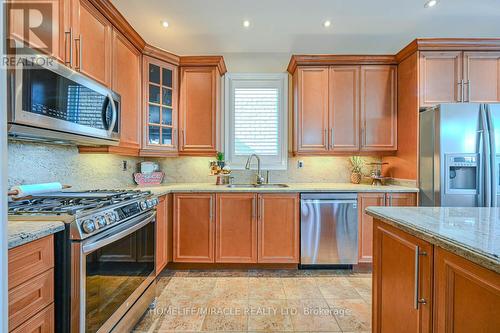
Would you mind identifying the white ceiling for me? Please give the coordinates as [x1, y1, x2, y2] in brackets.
[111, 0, 500, 70]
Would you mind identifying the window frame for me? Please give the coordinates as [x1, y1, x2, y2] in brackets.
[224, 73, 288, 170]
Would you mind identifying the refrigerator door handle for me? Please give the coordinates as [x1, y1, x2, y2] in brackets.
[477, 128, 484, 207]
[481, 104, 492, 207]
[486, 104, 497, 207]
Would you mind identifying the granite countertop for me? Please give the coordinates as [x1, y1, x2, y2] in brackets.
[366, 207, 500, 273]
[137, 182, 419, 196]
[8, 220, 65, 249]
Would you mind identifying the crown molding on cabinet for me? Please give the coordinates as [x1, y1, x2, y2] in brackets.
[287, 55, 397, 74]
[180, 56, 228, 75]
[143, 44, 181, 66]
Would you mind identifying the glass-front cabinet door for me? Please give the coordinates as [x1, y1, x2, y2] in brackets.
[142, 56, 178, 154]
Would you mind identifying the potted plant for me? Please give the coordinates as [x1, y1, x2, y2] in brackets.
[349, 156, 364, 184]
[216, 151, 225, 168]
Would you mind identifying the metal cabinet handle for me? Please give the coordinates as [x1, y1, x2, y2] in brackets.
[414, 245, 428, 309]
[324, 129, 328, 148]
[64, 28, 73, 66]
[258, 196, 263, 221]
[75, 35, 82, 71]
[459, 79, 465, 102]
[209, 196, 213, 222]
[383, 194, 387, 206]
[252, 197, 256, 219]
[465, 80, 471, 102]
[330, 128, 334, 149]
[389, 194, 393, 206]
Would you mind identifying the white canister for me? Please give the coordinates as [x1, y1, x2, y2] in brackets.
[140, 161, 159, 174]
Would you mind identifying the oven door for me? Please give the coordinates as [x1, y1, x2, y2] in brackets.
[9, 53, 120, 145]
[73, 211, 156, 333]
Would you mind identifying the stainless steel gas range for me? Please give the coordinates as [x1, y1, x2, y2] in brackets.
[9, 190, 158, 333]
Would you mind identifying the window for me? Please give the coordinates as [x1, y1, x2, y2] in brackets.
[225, 73, 288, 170]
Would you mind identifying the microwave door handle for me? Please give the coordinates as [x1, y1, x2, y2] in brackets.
[107, 91, 117, 136]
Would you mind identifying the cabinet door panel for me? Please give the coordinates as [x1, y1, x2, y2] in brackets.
[173, 194, 214, 262]
[258, 194, 299, 263]
[179, 67, 218, 154]
[434, 247, 500, 333]
[387, 192, 417, 207]
[373, 220, 433, 333]
[296, 67, 329, 152]
[419, 51, 463, 107]
[112, 30, 141, 150]
[329, 66, 360, 151]
[360, 65, 397, 151]
[357, 193, 385, 263]
[73, 0, 112, 86]
[216, 194, 257, 263]
[464, 51, 500, 102]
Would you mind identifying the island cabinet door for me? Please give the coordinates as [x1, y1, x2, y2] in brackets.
[215, 193, 257, 263]
[434, 247, 500, 333]
[373, 220, 433, 333]
[173, 193, 215, 262]
[357, 193, 386, 263]
[257, 194, 300, 263]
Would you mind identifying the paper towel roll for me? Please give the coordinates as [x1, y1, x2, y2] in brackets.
[10, 182, 64, 198]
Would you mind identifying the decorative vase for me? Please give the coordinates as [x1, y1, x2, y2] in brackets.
[351, 172, 362, 184]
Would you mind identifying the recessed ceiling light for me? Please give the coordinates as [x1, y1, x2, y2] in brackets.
[323, 20, 332, 28]
[161, 20, 169, 28]
[424, 0, 438, 8]
[243, 20, 251, 28]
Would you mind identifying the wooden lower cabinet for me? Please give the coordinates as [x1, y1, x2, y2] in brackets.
[373, 219, 433, 333]
[216, 193, 257, 263]
[173, 193, 215, 262]
[434, 247, 500, 333]
[258, 194, 300, 263]
[11, 304, 54, 333]
[156, 195, 168, 274]
[387, 192, 417, 207]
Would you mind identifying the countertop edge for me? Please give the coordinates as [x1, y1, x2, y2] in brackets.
[8, 221, 65, 250]
[365, 208, 500, 274]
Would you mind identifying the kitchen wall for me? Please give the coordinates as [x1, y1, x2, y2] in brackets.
[8, 141, 141, 190]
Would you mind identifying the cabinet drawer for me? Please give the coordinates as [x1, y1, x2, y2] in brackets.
[9, 269, 54, 331]
[8, 236, 54, 289]
[10, 303, 54, 333]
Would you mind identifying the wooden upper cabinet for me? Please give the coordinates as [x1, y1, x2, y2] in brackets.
[7, 0, 69, 63]
[295, 67, 329, 153]
[258, 194, 299, 263]
[215, 193, 257, 263]
[155, 195, 168, 275]
[419, 51, 463, 107]
[360, 65, 397, 151]
[112, 29, 141, 152]
[179, 66, 220, 155]
[357, 192, 385, 263]
[373, 220, 433, 333]
[463, 51, 500, 102]
[142, 56, 178, 155]
[71, 0, 112, 86]
[434, 247, 500, 333]
[173, 193, 214, 263]
[329, 66, 360, 151]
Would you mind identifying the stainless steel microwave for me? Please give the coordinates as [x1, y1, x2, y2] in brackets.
[8, 52, 120, 146]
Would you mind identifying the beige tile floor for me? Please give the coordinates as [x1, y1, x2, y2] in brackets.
[133, 270, 372, 333]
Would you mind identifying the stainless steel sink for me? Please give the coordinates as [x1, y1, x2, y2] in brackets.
[226, 183, 289, 188]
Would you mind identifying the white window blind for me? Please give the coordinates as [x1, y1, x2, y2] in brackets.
[225, 74, 288, 170]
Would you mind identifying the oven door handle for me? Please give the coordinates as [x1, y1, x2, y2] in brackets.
[82, 211, 156, 255]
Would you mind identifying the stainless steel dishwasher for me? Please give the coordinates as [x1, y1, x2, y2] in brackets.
[300, 193, 358, 266]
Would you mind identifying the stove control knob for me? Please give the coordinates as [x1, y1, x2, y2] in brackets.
[146, 200, 154, 208]
[151, 198, 159, 206]
[95, 216, 107, 228]
[105, 213, 115, 225]
[82, 220, 96, 234]
[140, 201, 148, 210]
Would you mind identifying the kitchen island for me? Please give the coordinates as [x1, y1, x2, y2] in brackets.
[366, 206, 499, 333]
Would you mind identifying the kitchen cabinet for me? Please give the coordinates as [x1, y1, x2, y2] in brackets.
[463, 51, 500, 102]
[329, 66, 360, 151]
[215, 193, 257, 263]
[6, 0, 69, 63]
[433, 247, 500, 333]
[295, 67, 330, 153]
[360, 65, 397, 151]
[8, 236, 55, 332]
[173, 193, 215, 262]
[71, 0, 112, 87]
[358, 192, 417, 263]
[179, 66, 220, 155]
[373, 219, 433, 333]
[156, 195, 168, 274]
[111, 29, 141, 154]
[258, 194, 300, 263]
[142, 56, 178, 156]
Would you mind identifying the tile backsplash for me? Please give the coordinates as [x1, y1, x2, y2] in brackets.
[8, 141, 381, 190]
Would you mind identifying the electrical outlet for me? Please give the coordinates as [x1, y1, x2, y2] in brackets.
[122, 160, 128, 171]
[297, 160, 304, 168]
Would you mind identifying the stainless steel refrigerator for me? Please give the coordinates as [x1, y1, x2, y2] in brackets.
[419, 103, 500, 207]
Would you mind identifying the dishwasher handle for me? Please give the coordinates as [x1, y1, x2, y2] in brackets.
[301, 199, 358, 205]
